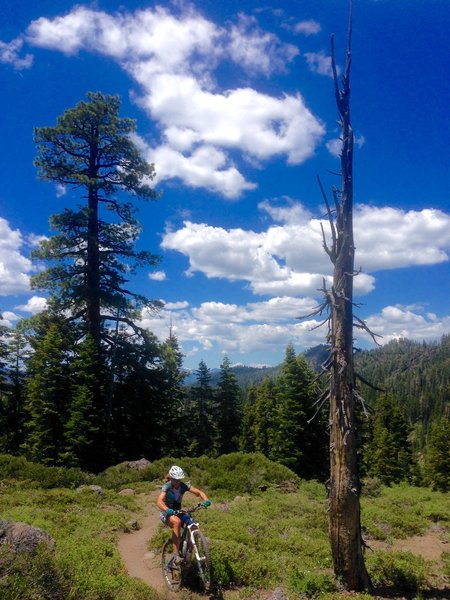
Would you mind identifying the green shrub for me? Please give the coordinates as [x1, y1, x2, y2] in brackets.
[97, 452, 300, 496]
[361, 483, 449, 541]
[159, 452, 300, 496]
[362, 477, 382, 497]
[289, 569, 336, 597]
[0, 454, 92, 488]
[0, 544, 69, 599]
[367, 550, 428, 594]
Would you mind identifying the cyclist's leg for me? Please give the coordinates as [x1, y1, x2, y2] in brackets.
[168, 515, 182, 556]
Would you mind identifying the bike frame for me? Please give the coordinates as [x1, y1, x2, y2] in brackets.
[179, 507, 201, 559]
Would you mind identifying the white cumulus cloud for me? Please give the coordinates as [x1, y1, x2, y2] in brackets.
[0, 218, 32, 295]
[162, 200, 449, 299]
[139, 297, 450, 362]
[149, 270, 167, 281]
[15, 295, 47, 315]
[294, 20, 322, 35]
[304, 51, 337, 78]
[365, 305, 450, 344]
[0, 37, 33, 69]
[227, 13, 299, 75]
[24, 5, 324, 198]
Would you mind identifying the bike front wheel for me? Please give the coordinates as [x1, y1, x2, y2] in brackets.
[190, 529, 213, 593]
[161, 538, 182, 592]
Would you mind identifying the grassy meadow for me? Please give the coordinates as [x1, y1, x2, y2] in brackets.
[0, 453, 449, 599]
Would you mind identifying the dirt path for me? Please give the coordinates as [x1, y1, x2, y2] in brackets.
[118, 491, 170, 597]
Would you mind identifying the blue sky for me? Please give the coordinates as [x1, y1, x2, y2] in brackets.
[1, 0, 449, 370]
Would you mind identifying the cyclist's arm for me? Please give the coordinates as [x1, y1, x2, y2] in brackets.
[188, 486, 209, 502]
[157, 491, 170, 511]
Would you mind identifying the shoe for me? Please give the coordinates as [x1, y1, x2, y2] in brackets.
[172, 554, 183, 566]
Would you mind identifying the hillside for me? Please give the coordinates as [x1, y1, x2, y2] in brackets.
[355, 334, 450, 426]
[185, 337, 449, 427]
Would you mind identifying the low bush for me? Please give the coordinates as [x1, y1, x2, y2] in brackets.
[361, 483, 449, 541]
[0, 454, 92, 489]
[289, 569, 336, 597]
[0, 544, 69, 599]
[366, 550, 428, 594]
[96, 452, 299, 497]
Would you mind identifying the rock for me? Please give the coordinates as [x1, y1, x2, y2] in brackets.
[275, 480, 298, 493]
[126, 519, 140, 531]
[215, 501, 230, 512]
[0, 520, 55, 554]
[267, 587, 289, 600]
[118, 488, 135, 496]
[77, 484, 104, 496]
[127, 458, 151, 471]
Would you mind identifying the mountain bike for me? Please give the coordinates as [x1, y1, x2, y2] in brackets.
[161, 503, 213, 593]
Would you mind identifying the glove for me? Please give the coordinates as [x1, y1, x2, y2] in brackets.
[165, 508, 175, 517]
[202, 500, 211, 508]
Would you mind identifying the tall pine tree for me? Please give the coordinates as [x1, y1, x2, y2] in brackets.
[187, 360, 216, 456]
[33, 92, 161, 350]
[425, 415, 450, 492]
[270, 345, 326, 478]
[363, 395, 412, 485]
[63, 335, 100, 469]
[32, 92, 163, 466]
[215, 356, 242, 455]
[24, 323, 72, 465]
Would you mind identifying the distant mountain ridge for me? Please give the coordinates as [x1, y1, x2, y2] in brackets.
[184, 337, 449, 427]
[184, 345, 329, 388]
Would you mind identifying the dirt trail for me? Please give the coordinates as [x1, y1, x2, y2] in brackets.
[118, 491, 170, 596]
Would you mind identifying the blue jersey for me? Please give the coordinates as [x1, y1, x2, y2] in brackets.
[162, 480, 191, 510]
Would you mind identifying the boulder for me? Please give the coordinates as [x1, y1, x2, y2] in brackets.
[77, 484, 104, 496]
[127, 458, 151, 471]
[267, 588, 289, 600]
[118, 488, 135, 496]
[0, 520, 55, 554]
[275, 480, 298, 493]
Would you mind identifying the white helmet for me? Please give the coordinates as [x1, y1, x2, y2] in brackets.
[169, 465, 185, 480]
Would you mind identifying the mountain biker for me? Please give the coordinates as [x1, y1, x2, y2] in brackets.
[157, 465, 211, 564]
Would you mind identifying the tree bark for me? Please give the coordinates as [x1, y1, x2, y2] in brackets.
[327, 1, 372, 591]
[86, 135, 101, 351]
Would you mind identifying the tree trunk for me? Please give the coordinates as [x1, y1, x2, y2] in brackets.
[86, 138, 101, 351]
[327, 2, 372, 591]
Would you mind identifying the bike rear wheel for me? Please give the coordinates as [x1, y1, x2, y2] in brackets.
[161, 538, 182, 592]
[191, 529, 213, 593]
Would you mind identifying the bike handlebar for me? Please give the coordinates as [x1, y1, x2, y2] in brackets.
[174, 503, 206, 516]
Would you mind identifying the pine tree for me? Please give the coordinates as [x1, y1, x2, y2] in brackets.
[364, 395, 412, 485]
[215, 356, 242, 455]
[240, 384, 257, 453]
[106, 329, 164, 462]
[425, 416, 450, 492]
[0, 328, 28, 454]
[159, 333, 187, 455]
[31, 93, 164, 466]
[270, 344, 326, 477]
[187, 360, 216, 456]
[253, 378, 278, 457]
[33, 92, 161, 350]
[63, 335, 100, 469]
[24, 323, 72, 465]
